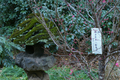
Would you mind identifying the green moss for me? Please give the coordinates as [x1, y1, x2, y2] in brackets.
[10, 18, 38, 39]
[26, 33, 49, 45]
[10, 13, 58, 45]
[18, 19, 31, 27]
[26, 13, 41, 18]
[25, 24, 43, 38]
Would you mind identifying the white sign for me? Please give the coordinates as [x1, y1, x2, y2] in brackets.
[91, 28, 102, 54]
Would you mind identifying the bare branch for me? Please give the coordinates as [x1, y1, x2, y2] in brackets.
[28, 0, 62, 48]
[116, 7, 120, 13]
[65, 2, 94, 25]
[106, 50, 120, 58]
[106, 56, 119, 80]
[85, 8, 94, 21]
[100, 6, 115, 24]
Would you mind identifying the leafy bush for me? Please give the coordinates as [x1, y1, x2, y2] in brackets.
[0, 0, 31, 28]
[0, 26, 16, 37]
[0, 65, 98, 80]
[29, 0, 92, 52]
[0, 0, 32, 38]
[46, 66, 98, 80]
[0, 65, 27, 80]
[38, 0, 115, 54]
[0, 37, 24, 67]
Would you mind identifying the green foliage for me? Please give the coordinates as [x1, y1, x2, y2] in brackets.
[36, 0, 92, 52]
[0, 65, 27, 80]
[111, 41, 118, 49]
[0, 37, 24, 67]
[46, 66, 98, 80]
[0, 0, 32, 39]
[10, 13, 58, 45]
[0, 0, 31, 27]
[0, 65, 98, 80]
[38, 0, 115, 53]
[0, 26, 16, 37]
[60, 13, 92, 45]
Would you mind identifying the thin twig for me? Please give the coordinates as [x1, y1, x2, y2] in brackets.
[65, 2, 94, 25]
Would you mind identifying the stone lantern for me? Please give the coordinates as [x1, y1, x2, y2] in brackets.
[10, 13, 58, 80]
[15, 42, 56, 80]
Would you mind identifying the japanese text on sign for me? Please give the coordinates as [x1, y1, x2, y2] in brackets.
[91, 28, 102, 54]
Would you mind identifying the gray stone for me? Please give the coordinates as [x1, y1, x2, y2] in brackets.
[15, 54, 56, 71]
[15, 42, 56, 80]
[25, 71, 49, 80]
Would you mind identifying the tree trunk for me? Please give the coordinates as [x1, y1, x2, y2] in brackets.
[98, 54, 105, 80]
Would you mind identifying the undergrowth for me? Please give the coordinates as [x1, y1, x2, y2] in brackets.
[46, 65, 98, 80]
[0, 66, 27, 80]
[0, 65, 98, 80]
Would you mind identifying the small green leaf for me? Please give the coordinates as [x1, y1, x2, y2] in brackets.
[0, 45, 3, 54]
[0, 37, 6, 44]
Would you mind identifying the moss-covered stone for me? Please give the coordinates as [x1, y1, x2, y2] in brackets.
[10, 13, 58, 45]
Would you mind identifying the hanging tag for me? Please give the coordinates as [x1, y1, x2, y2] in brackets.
[91, 28, 102, 54]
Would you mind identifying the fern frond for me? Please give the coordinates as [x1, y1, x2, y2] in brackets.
[9, 42, 25, 51]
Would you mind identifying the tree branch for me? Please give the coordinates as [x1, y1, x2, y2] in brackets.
[100, 6, 115, 24]
[65, 2, 94, 25]
[106, 50, 120, 58]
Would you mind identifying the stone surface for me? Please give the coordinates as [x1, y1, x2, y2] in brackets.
[25, 42, 45, 57]
[15, 42, 56, 80]
[25, 71, 49, 80]
[15, 52, 56, 80]
[15, 53, 56, 71]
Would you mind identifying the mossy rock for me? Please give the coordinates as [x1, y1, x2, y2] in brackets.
[10, 13, 58, 45]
